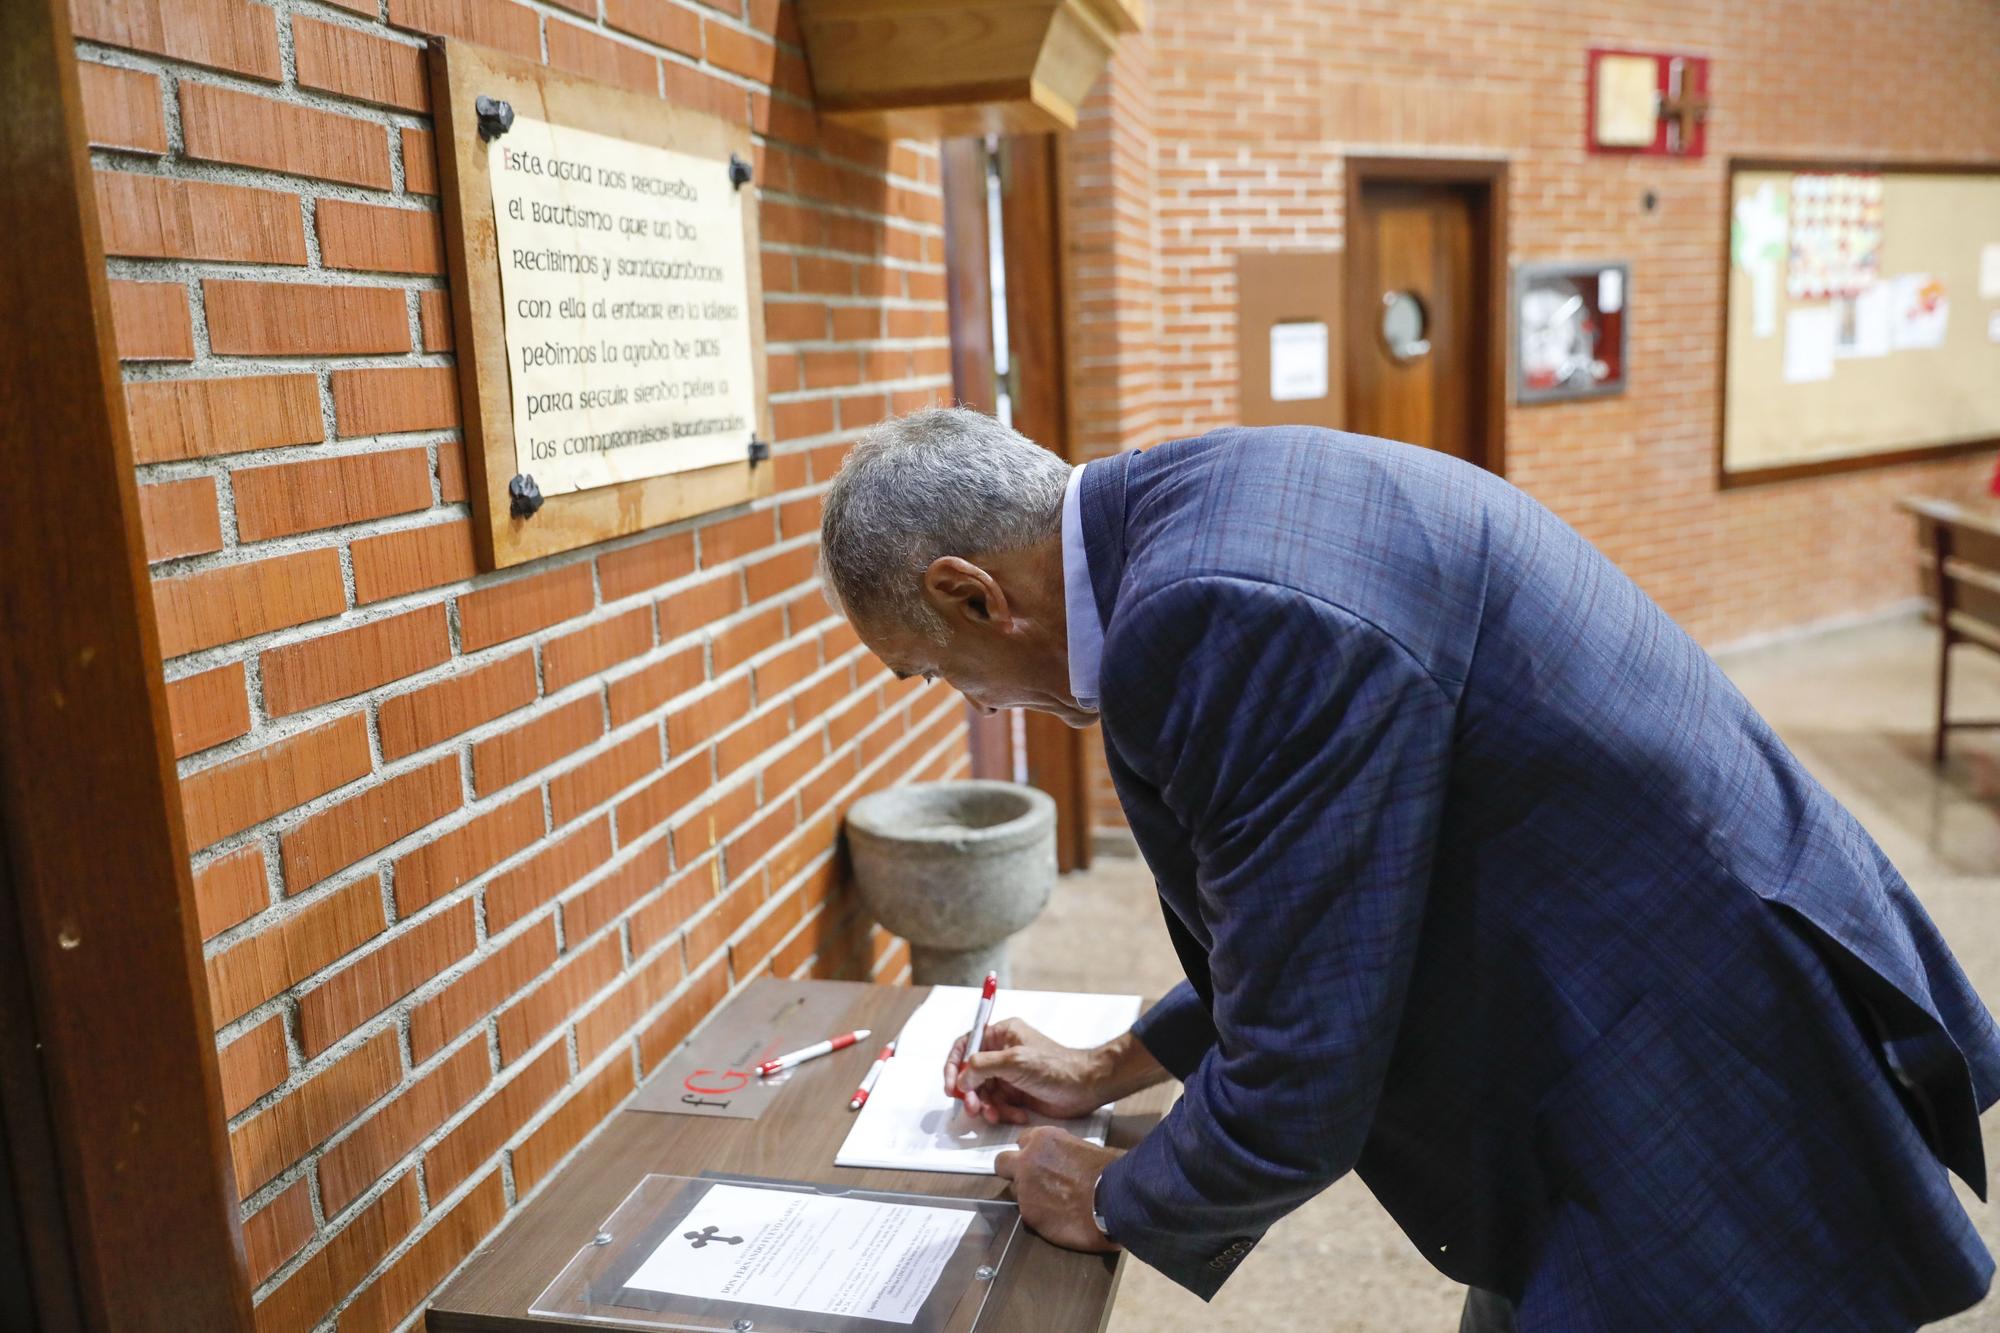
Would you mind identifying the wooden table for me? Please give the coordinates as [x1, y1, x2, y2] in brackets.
[1902, 495, 2000, 541]
[1901, 496, 2000, 762]
[426, 980, 1171, 1333]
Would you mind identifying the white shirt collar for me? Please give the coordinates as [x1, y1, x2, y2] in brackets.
[1061, 465, 1102, 714]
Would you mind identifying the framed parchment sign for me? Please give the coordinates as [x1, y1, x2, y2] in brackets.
[429, 39, 773, 568]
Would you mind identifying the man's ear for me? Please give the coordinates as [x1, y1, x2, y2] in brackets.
[922, 557, 1011, 628]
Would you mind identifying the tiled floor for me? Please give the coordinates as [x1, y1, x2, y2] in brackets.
[1009, 613, 2000, 1330]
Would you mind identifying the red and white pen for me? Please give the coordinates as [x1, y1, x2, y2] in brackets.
[756, 1028, 870, 1078]
[952, 972, 999, 1102]
[966, 971, 999, 1058]
[848, 1040, 896, 1110]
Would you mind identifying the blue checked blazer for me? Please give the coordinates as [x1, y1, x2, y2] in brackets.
[1084, 428, 2000, 1329]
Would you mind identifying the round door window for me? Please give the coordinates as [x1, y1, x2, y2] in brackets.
[1381, 290, 1430, 362]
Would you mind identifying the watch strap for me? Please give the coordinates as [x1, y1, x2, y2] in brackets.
[1091, 1172, 1113, 1240]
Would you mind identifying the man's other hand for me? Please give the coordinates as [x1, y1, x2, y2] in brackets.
[944, 1018, 1109, 1122]
[995, 1127, 1121, 1253]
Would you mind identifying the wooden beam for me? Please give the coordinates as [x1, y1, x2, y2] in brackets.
[940, 137, 1016, 784]
[0, 0, 255, 1326]
[941, 138, 1000, 416]
[1000, 135, 1090, 872]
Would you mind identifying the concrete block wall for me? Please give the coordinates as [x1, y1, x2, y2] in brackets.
[71, 0, 968, 1326]
[1064, 0, 2000, 836]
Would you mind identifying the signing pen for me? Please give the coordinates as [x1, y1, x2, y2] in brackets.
[952, 972, 1000, 1102]
[755, 1028, 871, 1078]
[849, 1040, 896, 1110]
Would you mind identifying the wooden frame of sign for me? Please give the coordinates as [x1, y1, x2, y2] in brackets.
[428, 38, 773, 569]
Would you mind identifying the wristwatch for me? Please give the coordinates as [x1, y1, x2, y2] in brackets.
[1091, 1173, 1113, 1241]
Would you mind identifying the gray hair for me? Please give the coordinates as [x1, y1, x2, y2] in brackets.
[819, 407, 1070, 639]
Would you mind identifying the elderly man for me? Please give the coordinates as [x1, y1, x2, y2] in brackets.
[816, 408, 2000, 1330]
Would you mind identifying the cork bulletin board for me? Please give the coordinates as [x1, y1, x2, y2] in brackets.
[429, 38, 774, 569]
[1721, 159, 2000, 487]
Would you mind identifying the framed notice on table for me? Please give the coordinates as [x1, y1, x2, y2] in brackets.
[531, 1174, 1019, 1332]
[428, 39, 774, 569]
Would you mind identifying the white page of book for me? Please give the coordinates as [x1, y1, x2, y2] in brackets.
[835, 987, 1143, 1175]
[624, 1184, 973, 1324]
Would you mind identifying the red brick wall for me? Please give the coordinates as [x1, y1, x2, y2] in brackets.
[75, 0, 966, 1325]
[1066, 0, 2000, 836]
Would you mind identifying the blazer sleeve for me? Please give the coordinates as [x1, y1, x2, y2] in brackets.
[1092, 576, 1454, 1298]
[1131, 980, 1218, 1081]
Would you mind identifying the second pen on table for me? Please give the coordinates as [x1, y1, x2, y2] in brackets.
[849, 1040, 896, 1110]
[756, 1028, 871, 1078]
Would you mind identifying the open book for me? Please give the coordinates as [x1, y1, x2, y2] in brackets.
[835, 986, 1143, 1175]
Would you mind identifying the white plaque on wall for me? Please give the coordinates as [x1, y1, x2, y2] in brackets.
[1269, 320, 1330, 402]
[1593, 54, 1658, 147]
[487, 116, 758, 496]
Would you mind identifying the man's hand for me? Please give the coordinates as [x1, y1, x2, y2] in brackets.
[994, 1127, 1121, 1254]
[944, 1018, 1113, 1123]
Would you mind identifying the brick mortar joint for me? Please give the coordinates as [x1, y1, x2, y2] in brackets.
[174, 522, 835, 797]
[77, 35, 434, 133]
[250, 1016, 575, 1318]
[197, 634, 892, 1000]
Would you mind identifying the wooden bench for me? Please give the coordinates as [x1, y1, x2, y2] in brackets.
[1902, 497, 2000, 763]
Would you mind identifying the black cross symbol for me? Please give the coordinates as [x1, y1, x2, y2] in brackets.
[683, 1225, 744, 1249]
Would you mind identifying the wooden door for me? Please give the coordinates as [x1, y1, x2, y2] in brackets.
[937, 134, 1089, 873]
[998, 136, 1088, 874]
[1345, 163, 1503, 469]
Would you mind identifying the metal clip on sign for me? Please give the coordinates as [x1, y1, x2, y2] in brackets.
[475, 94, 515, 141]
[509, 473, 544, 518]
